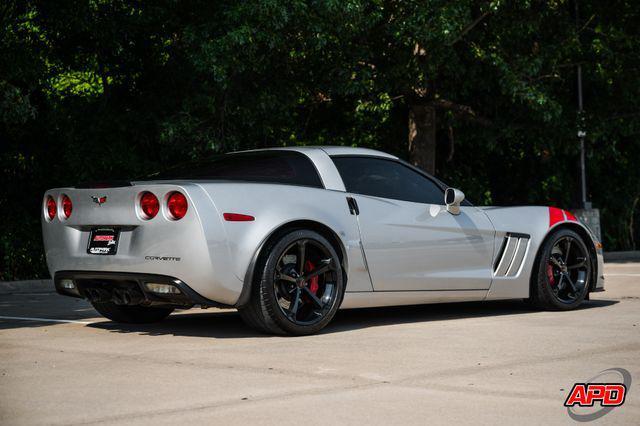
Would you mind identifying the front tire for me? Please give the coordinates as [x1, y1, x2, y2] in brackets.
[238, 229, 344, 335]
[91, 302, 174, 324]
[531, 228, 592, 310]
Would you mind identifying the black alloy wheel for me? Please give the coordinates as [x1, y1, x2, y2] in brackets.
[546, 235, 590, 304]
[238, 229, 344, 335]
[273, 238, 338, 326]
[531, 228, 592, 310]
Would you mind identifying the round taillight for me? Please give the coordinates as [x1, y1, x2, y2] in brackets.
[46, 196, 57, 220]
[167, 192, 188, 220]
[61, 194, 72, 219]
[140, 192, 159, 219]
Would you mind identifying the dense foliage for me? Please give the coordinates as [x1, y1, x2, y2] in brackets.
[1, 0, 638, 279]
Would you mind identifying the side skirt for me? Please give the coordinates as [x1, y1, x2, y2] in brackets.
[340, 290, 488, 309]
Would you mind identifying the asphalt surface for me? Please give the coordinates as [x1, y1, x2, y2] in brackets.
[1, 263, 639, 425]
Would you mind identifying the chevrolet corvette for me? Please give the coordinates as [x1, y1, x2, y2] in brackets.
[42, 147, 604, 335]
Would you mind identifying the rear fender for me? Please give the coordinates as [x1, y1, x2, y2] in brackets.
[195, 182, 373, 306]
[234, 219, 349, 308]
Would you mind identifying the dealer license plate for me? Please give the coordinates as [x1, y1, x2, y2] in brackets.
[87, 228, 120, 255]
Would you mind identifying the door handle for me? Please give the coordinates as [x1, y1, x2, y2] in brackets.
[346, 197, 359, 215]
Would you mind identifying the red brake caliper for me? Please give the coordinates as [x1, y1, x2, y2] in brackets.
[546, 263, 556, 286]
[305, 260, 319, 294]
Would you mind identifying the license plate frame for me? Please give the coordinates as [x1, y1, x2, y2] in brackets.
[87, 228, 120, 255]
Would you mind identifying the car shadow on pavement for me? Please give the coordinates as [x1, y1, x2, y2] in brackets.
[87, 299, 618, 339]
[89, 310, 266, 338]
[327, 299, 618, 334]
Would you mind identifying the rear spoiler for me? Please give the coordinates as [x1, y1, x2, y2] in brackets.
[75, 181, 133, 189]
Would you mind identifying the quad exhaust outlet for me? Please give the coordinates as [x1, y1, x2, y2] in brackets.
[84, 287, 144, 306]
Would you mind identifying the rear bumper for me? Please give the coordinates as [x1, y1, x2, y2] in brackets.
[42, 183, 245, 306]
[54, 271, 231, 308]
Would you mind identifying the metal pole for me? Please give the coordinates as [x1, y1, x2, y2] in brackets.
[577, 67, 587, 208]
[575, 0, 588, 209]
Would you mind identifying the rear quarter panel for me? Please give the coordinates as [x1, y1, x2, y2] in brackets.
[196, 182, 373, 296]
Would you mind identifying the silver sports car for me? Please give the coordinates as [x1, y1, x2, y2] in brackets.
[42, 147, 604, 335]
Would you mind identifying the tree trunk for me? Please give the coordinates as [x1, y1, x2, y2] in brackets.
[408, 104, 436, 175]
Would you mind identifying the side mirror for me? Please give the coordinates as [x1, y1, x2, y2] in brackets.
[445, 188, 465, 215]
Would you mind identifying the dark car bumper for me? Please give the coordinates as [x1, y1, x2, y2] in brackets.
[54, 271, 230, 309]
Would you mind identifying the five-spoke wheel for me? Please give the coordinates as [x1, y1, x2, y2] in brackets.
[546, 236, 590, 304]
[238, 229, 344, 335]
[532, 228, 592, 310]
[274, 238, 338, 326]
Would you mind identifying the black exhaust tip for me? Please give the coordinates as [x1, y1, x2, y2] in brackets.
[84, 287, 111, 303]
[112, 288, 144, 306]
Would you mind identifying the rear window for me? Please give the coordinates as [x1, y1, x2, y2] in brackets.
[149, 150, 324, 188]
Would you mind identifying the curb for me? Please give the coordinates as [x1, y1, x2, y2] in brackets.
[604, 251, 640, 262]
[0, 279, 54, 295]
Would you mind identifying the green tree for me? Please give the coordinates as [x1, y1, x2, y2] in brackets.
[1, 0, 639, 279]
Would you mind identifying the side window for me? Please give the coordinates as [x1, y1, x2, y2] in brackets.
[332, 156, 444, 205]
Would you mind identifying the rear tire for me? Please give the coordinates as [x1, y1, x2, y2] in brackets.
[91, 302, 173, 324]
[238, 229, 344, 335]
[531, 228, 592, 310]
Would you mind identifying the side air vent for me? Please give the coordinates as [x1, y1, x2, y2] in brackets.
[493, 233, 530, 277]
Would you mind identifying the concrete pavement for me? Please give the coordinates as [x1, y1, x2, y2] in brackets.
[1, 263, 639, 425]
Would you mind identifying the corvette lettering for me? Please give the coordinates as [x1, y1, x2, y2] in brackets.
[145, 256, 181, 262]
